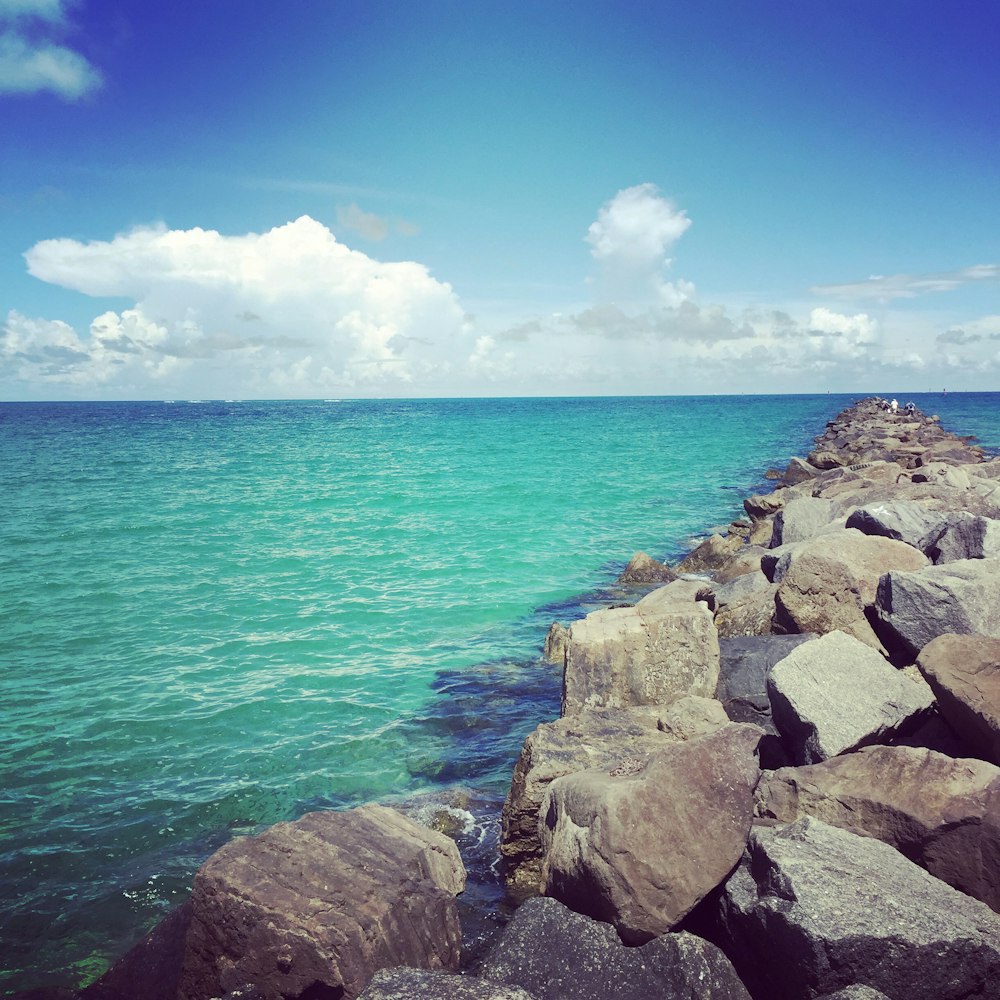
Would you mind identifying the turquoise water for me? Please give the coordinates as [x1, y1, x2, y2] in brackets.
[1, 393, 996, 994]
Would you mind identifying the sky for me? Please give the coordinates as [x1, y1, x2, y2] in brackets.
[1, 0, 998, 400]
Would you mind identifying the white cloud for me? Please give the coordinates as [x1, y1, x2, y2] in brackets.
[14, 216, 471, 395]
[812, 264, 999, 303]
[586, 183, 694, 308]
[0, 1, 100, 99]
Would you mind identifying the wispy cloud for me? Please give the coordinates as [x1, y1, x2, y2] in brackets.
[812, 264, 999, 303]
[0, 0, 101, 100]
[335, 202, 419, 242]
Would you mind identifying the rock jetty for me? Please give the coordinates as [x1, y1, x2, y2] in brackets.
[76, 397, 1000, 1000]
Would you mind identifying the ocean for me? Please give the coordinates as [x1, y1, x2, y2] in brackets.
[2, 392, 997, 995]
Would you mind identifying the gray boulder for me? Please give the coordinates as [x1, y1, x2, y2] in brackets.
[714, 583, 778, 639]
[543, 622, 569, 664]
[874, 557, 1000, 661]
[562, 588, 719, 716]
[500, 708, 678, 892]
[845, 499, 945, 549]
[176, 805, 465, 1000]
[815, 989, 892, 1000]
[479, 896, 750, 1000]
[783, 456, 820, 485]
[717, 634, 816, 766]
[770, 496, 837, 547]
[767, 630, 934, 764]
[359, 968, 536, 1000]
[925, 512, 1000, 563]
[717, 817, 1000, 1000]
[756, 743, 1000, 912]
[918, 634, 1000, 766]
[540, 723, 762, 943]
[675, 532, 745, 573]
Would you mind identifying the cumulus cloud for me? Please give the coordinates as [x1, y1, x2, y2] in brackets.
[812, 264, 1000, 303]
[0, 0, 101, 99]
[586, 183, 694, 308]
[12, 216, 471, 394]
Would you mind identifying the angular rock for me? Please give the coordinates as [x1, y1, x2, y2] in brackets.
[783, 456, 820, 485]
[756, 744, 1000, 911]
[177, 805, 466, 1000]
[713, 545, 770, 583]
[675, 532, 744, 573]
[562, 595, 719, 716]
[770, 496, 836, 547]
[815, 989, 892, 1000]
[925, 513, 1000, 563]
[714, 583, 778, 639]
[479, 896, 750, 1000]
[918, 634, 1000, 766]
[767, 630, 934, 764]
[501, 708, 678, 892]
[717, 817, 1000, 1000]
[744, 491, 787, 520]
[358, 968, 536, 1000]
[772, 528, 928, 650]
[540, 723, 762, 943]
[712, 568, 771, 607]
[874, 557, 1000, 661]
[616, 550, 678, 586]
[845, 499, 944, 550]
[717, 633, 816, 766]
[656, 694, 731, 741]
[542, 622, 569, 665]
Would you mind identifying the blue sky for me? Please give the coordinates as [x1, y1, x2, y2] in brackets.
[1, 1, 997, 399]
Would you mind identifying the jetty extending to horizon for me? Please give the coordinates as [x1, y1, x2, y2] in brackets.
[73, 397, 1000, 1000]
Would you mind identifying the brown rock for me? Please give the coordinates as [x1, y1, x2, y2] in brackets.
[616, 550, 678, 586]
[714, 584, 778, 639]
[177, 805, 466, 1000]
[918, 634, 1000, 765]
[757, 744, 1000, 912]
[676, 532, 744, 573]
[543, 622, 570, 664]
[540, 723, 762, 944]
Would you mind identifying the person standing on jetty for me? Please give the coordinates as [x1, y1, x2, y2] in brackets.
[890, 398, 899, 413]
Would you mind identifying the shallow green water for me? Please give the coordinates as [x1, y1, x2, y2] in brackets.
[1, 392, 995, 993]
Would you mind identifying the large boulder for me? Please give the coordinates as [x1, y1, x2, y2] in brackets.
[562, 587, 719, 716]
[176, 805, 466, 1000]
[358, 968, 536, 1000]
[769, 496, 838, 547]
[845, 499, 945, 550]
[479, 896, 750, 1000]
[756, 744, 1000, 911]
[714, 583, 778, 639]
[716, 634, 816, 766]
[500, 708, 679, 893]
[675, 532, 744, 573]
[917, 634, 1000, 765]
[772, 529, 929, 650]
[925, 513, 1000, 563]
[716, 817, 1000, 1000]
[766, 630, 934, 764]
[539, 723, 762, 943]
[874, 557, 1000, 661]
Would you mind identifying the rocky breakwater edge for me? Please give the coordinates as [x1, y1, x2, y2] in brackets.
[75, 397, 1000, 1000]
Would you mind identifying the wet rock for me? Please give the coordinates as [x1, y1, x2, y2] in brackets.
[676, 532, 745, 573]
[716, 817, 1000, 1000]
[918, 634, 1000, 766]
[767, 630, 934, 764]
[562, 592, 719, 716]
[616, 550, 678, 586]
[540, 723, 762, 943]
[479, 896, 750, 1000]
[542, 622, 569, 664]
[756, 744, 1000, 911]
[874, 557, 1000, 661]
[176, 805, 465, 1000]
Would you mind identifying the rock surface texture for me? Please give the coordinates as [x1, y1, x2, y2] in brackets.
[479, 896, 750, 1000]
[539, 723, 762, 943]
[358, 968, 536, 1000]
[917, 633, 1000, 765]
[177, 805, 466, 1000]
[717, 817, 1000, 1000]
[766, 629, 934, 764]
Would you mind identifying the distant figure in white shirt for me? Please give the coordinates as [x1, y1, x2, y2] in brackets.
[890, 398, 899, 413]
